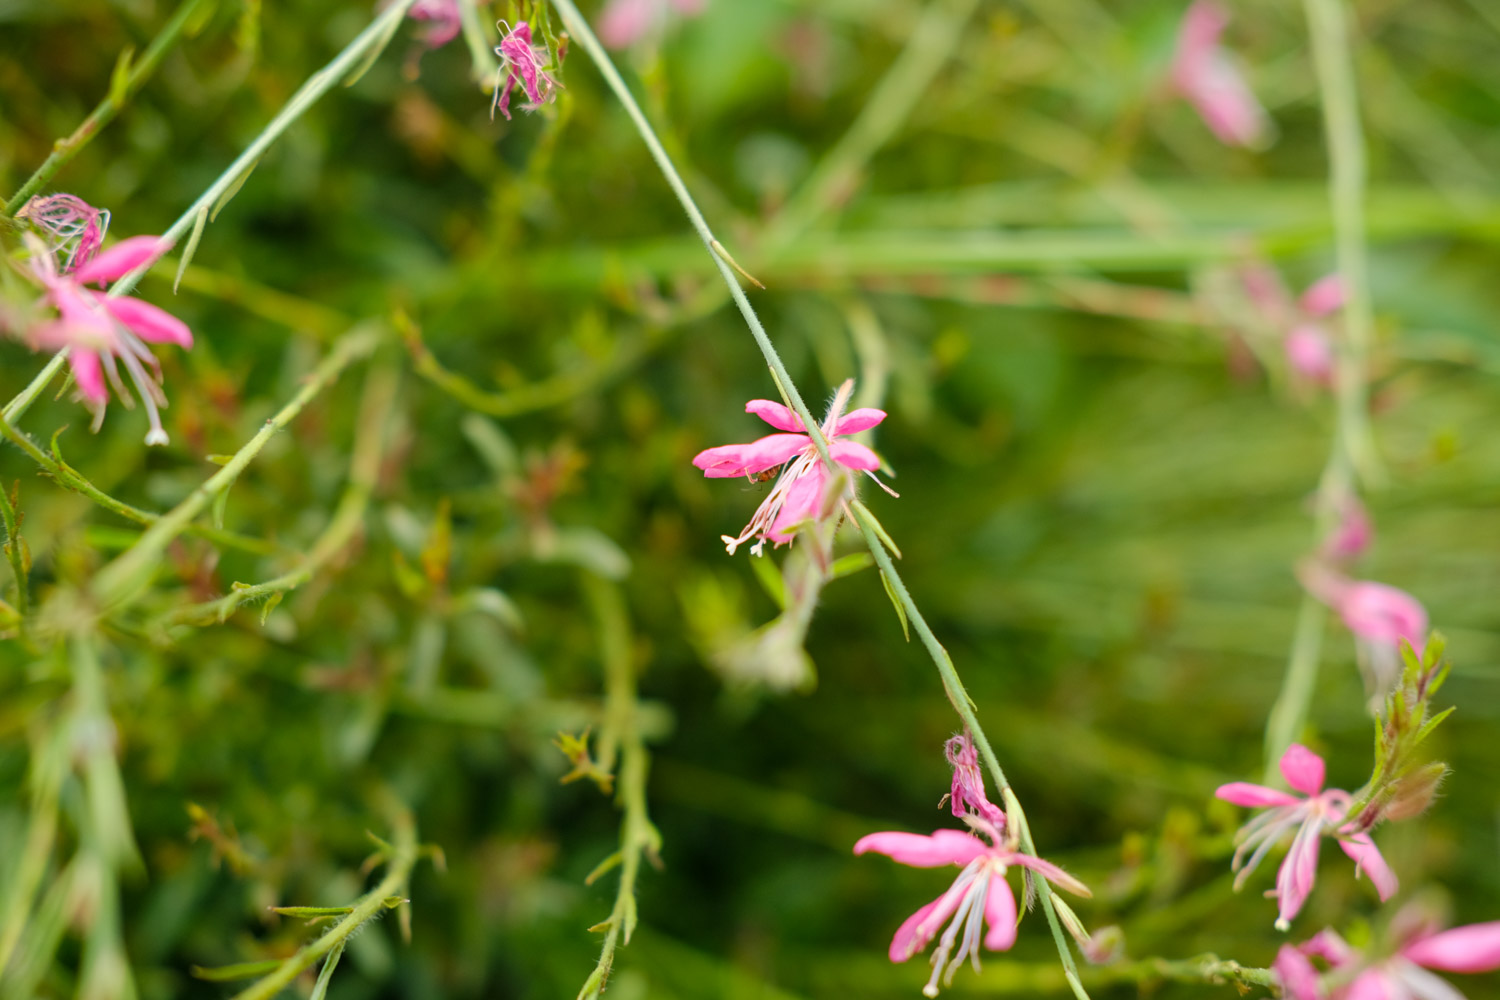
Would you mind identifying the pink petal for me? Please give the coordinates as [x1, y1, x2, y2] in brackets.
[29, 319, 113, 353]
[829, 440, 880, 471]
[1186, 54, 1271, 147]
[1300, 275, 1346, 318]
[692, 434, 808, 478]
[1280, 745, 1326, 796]
[1216, 782, 1301, 808]
[745, 399, 804, 432]
[853, 829, 988, 869]
[1010, 854, 1092, 898]
[1403, 922, 1500, 973]
[888, 897, 942, 963]
[100, 295, 193, 348]
[1345, 970, 1393, 1000]
[768, 466, 828, 542]
[835, 408, 887, 435]
[1275, 821, 1323, 927]
[1172, 1, 1228, 89]
[982, 876, 1017, 951]
[71, 236, 168, 285]
[1337, 834, 1398, 902]
[1339, 583, 1428, 648]
[1273, 944, 1325, 1000]
[598, 0, 655, 48]
[1286, 325, 1335, 382]
[1303, 928, 1358, 967]
[69, 350, 107, 404]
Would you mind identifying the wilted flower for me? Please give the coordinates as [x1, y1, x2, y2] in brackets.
[1301, 563, 1428, 702]
[407, 0, 462, 48]
[692, 380, 892, 556]
[1171, 1, 1271, 148]
[1276, 914, 1500, 1000]
[943, 734, 1007, 830]
[855, 816, 1090, 997]
[16, 194, 110, 273]
[491, 21, 561, 121]
[1216, 743, 1397, 930]
[599, 0, 705, 49]
[21, 233, 192, 445]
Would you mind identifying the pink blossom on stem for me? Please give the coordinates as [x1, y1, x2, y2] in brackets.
[1170, 1, 1271, 148]
[1215, 743, 1397, 930]
[16, 194, 111, 273]
[1321, 495, 1373, 563]
[599, 0, 706, 49]
[491, 21, 561, 121]
[855, 815, 1090, 997]
[943, 734, 1007, 830]
[1301, 564, 1428, 701]
[21, 234, 191, 446]
[407, 0, 462, 48]
[691, 380, 894, 556]
[1277, 916, 1500, 1000]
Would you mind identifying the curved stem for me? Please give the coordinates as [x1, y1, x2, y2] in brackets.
[549, 2, 1087, 994]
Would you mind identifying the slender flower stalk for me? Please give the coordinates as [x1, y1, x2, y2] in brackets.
[547, 4, 1093, 994]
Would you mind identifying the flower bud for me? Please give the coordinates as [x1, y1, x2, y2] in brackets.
[1382, 762, 1448, 822]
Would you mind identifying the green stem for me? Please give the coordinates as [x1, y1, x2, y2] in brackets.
[1263, 593, 1329, 781]
[2, 0, 214, 215]
[90, 326, 380, 611]
[550, 2, 1086, 995]
[229, 814, 419, 1000]
[0, 479, 28, 622]
[0, 727, 67, 978]
[577, 575, 660, 1000]
[161, 358, 398, 627]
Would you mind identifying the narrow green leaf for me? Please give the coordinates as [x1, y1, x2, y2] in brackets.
[308, 942, 345, 1000]
[1412, 706, 1456, 747]
[258, 590, 283, 626]
[174, 205, 208, 293]
[851, 498, 902, 559]
[211, 155, 261, 222]
[190, 960, 282, 982]
[584, 850, 623, 886]
[343, 11, 404, 87]
[108, 48, 135, 106]
[270, 905, 352, 918]
[879, 568, 909, 641]
[749, 552, 787, 611]
[829, 551, 874, 580]
[212, 481, 229, 530]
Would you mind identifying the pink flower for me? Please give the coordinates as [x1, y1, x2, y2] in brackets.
[1321, 495, 1373, 563]
[1216, 743, 1397, 930]
[599, 0, 705, 49]
[943, 734, 1007, 830]
[23, 234, 192, 445]
[1301, 564, 1428, 700]
[1241, 267, 1344, 384]
[691, 382, 891, 556]
[1171, 1, 1271, 148]
[491, 21, 561, 121]
[855, 816, 1090, 997]
[16, 194, 111, 273]
[1277, 917, 1500, 1000]
[407, 0, 462, 48]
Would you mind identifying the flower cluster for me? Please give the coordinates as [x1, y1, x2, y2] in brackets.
[691, 380, 890, 556]
[855, 735, 1089, 997]
[1216, 744, 1396, 930]
[1277, 910, 1500, 1000]
[1171, 1, 1271, 148]
[16, 219, 193, 445]
[1240, 266, 1346, 385]
[491, 21, 562, 121]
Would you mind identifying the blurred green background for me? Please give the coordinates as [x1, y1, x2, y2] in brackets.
[2, 0, 1500, 997]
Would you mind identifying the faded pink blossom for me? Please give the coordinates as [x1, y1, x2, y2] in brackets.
[22, 233, 191, 445]
[1301, 564, 1428, 700]
[1241, 266, 1344, 384]
[692, 381, 892, 556]
[943, 734, 1007, 830]
[599, 0, 705, 49]
[1171, 1, 1271, 148]
[1277, 916, 1500, 1000]
[855, 815, 1090, 997]
[491, 21, 561, 121]
[1321, 496, 1373, 562]
[408, 0, 462, 48]
[1216, 743, 1397, 930]
[16, 194, 111, 273]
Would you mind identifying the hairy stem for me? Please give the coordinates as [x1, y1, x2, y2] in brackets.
[550, 2, 1087, 995]
[2, 0, 215, 215]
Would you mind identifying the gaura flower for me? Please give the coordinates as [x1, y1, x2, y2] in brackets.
[491, 21, 561, 121]
[15, 193, 110, 273]
[691, 380, 893, 556]
[1171, 1, 1271, 149]
[1276, 915, 1500, 1000]
[1301, 563, 1428, 702]
[598, 0, 705, 49]
[943, 734, 1007, 830]
[1321, 495, 1373, 563]
[1216, 743, 1397, 930]
[22, 233, 192, 445]
[855, 816, 1090, 997]
[1241, 266, 1344, 384]
[407, 0, 462, 49]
